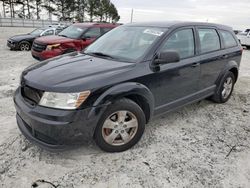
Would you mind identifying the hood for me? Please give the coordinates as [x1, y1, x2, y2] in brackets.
[10, 34, 35, 42]
[35, 35, 75, 44]
[22, 52, 136, 92]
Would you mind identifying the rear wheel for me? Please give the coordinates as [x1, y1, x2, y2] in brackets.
[19, 41, 31, 51]
[212, 71, 235, 103]
[95, 98, 146, 152]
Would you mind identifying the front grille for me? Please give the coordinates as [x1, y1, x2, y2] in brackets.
[21, 86, 43, 105]
[32, 42, 47, 52]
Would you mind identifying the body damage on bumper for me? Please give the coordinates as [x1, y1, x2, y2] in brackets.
[14, 88, 107, 150]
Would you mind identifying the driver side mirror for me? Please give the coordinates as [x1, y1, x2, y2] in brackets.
[154, 50, 180, 65]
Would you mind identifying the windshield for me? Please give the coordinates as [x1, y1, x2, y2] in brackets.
[85, 26, 168, 62]
[58, 25, 87, 39]
[30, 28, 45, 36]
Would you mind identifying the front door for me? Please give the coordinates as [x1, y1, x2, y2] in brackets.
[149, 28, 200, 114]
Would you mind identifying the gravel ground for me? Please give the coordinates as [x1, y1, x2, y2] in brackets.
[0, 27, 249, 188]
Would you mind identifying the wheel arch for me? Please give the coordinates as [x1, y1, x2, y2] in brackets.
[88, 82, 154, 124]
[216, 61, 239, 86]
[229, 67, 238, 81]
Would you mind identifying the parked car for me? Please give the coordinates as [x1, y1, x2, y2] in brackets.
[14, 21, 242, 152]
[48, 23, 67, 29]
[7, 27, 62, 51]
[31, 23, 119, 60]
[237, 30, 250, 49]
[233, 30, 242, 35]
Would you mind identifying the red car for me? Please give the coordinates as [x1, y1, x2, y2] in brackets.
[31, 23, 119, 60]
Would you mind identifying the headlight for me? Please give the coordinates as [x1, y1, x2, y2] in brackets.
[46, 44, 60, 50]
[39, 91, 90, 109]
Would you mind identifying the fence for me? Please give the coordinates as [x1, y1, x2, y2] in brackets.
[0, 17, 72, 28]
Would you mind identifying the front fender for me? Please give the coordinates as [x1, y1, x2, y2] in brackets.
[88, 82, 154, 121]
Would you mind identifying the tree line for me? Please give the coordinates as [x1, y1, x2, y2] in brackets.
[0, 0, 120, 23]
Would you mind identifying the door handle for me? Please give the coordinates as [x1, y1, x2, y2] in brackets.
[191, 62, 200, 67]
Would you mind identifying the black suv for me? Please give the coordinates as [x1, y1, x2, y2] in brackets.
[14, 22, 242, 152]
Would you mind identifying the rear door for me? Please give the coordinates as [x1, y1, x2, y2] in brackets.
[218, 29, 242, 73]
[196, 27, 225, 90]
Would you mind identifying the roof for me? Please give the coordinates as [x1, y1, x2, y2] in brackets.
[126, 21, 232, 30]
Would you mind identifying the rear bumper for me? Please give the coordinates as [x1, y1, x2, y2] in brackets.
[31, 49, 62, 61]
[14, 87, 106, 150]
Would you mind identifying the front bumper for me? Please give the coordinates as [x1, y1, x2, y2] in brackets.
[14, 87, 106, 150]
[7, 40, 18, 50]
[31, 49, 62, 61]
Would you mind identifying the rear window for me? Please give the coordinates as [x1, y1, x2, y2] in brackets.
[220, 30, 237, 48]
[198, 29, 220, 54]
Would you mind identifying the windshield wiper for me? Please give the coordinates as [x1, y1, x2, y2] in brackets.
[87, 52, 115, 59]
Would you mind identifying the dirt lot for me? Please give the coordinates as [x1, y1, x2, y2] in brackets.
[0, 27, 249, 188]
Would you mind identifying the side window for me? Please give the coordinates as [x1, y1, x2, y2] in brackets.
[198, 29, 220, 54]
[220, 30, 237, 48]
[84, 27, 101, 38]
[102, 28, 112, 34]
[42, 29, 54, 36]
[161, 29, 195, 59]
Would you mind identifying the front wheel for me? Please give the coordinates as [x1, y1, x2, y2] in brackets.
[94, 98, 146, 152]
[19, 41, 31, 51]
[212, 71, 235, 103]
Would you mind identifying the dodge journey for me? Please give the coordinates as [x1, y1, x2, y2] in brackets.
[14, 22, 242, 152]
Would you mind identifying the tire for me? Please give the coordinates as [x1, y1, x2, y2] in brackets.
[19, 41, 31, 51]
[211, 71, 235, 103]
[246, 46, 250, 50]
[95, 98, 146, 152]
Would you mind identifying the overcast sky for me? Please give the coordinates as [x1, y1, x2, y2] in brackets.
[111, 0, 250, 30]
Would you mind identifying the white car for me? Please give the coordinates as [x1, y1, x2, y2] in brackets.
[48, 23, 67, 29]
[237, 30, 250, 48]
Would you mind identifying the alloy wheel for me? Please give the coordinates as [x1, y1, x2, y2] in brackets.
[102, 110, 138, 146]
[20, 43, 30, 51]
[222, 77, 233, 99]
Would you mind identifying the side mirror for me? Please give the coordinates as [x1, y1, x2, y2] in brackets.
[154, 50, 180, 65]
